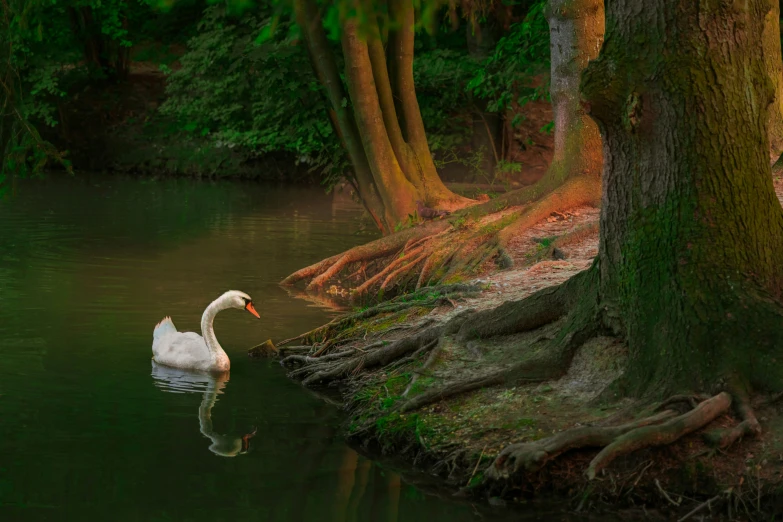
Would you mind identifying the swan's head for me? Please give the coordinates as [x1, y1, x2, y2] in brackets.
[208, 437, 244, 457]
[222, 290, 261, 319]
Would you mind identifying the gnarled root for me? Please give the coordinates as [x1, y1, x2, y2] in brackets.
[397, 278, 601, 412]
[296, 327, 445, 386]
[281, 221, 448, 289]
[277, 283, 480, 348]
[484, 392, 735, 486]
[703, 388, 761, 449]
[281, 173, 601, 297]
[456, 265, 594, 341]
[585, 392, 732, 479]
[486, 410, 678, 479]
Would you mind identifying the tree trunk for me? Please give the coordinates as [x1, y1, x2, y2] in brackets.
[466, 20, 502, 179]
[296, 0, 474, 233]
[544, 0, 603, 189]
[366, 21, 428, 198]
[342, 20, 420, 226]
[294, 0, 388, 232]
[68, 7, 130, 82]
[583, 0, 783, 396]
[764, 0, 783, 162]
[493, 0, 604, 243]
[387, 0, 474, 211]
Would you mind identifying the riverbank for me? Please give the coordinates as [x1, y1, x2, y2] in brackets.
[274, 177, 783, 520]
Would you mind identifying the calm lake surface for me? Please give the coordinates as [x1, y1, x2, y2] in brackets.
[0, 174, 601, 521]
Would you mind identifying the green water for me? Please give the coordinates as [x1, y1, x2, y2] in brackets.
[0, 174, 596, 521]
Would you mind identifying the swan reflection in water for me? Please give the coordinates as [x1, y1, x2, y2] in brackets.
[151, 362, 256, 457]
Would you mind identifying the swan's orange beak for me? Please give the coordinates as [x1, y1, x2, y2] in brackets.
[245, 301, 261, 319]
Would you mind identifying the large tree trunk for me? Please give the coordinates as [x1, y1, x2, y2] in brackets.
[583, 0, 783, 396]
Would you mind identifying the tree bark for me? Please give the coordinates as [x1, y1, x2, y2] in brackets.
[583, 0, 783, 396]
[365, 20, 426, 198]
[294, 0, 388, 232]
[494, 0, 604, 244]
[387, 0, 474, 211]
[544, 0, 603, 189]
[342, 20, 420, 226]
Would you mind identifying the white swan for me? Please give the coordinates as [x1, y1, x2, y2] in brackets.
[152, 290, 260, 372]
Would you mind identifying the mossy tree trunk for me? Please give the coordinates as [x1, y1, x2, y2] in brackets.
[295, 0, 473, 234]
[583, 0, 783, 396]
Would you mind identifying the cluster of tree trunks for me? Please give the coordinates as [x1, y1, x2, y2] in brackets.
[295, 0, 474, 234]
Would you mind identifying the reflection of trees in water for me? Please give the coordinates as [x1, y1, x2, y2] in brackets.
[278, 397, 402, 522]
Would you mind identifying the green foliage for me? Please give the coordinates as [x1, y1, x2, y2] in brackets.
[160, 4, 346, 184]
[414, 46, 479, 151]
[467, 1, 550, 115]
[1, 0, 76, 194]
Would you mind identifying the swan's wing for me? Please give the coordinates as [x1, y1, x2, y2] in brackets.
[153, 331, 211, 371]
[153, 316, 178, 340]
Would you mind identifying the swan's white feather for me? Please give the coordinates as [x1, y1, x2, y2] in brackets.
[152, 330, 214, 372]
[153, 316, 178, 340]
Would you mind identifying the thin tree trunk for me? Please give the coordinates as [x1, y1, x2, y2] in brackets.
[494, 0, 604, 243]
[68, 7, 129, 82]
[365, 21, 426, 197]
[294, 0, 388, 232]
[584, 0, 783, 396]
[387, 0, 473, 211]
[342, 20, 419, 226]
[545, 0, 603, 187]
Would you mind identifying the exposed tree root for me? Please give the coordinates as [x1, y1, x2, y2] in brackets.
[399, 373, 511, 413]
[703, 388, 761, 449]
[486, 410, 678, 479]
[456, 266, 593, 341]
[281, 173, 601, 298]
[280, 221, 448, 289]
[497, 175, 601, 244]
[296, 328, 446, 386]
[277, 283, 480, 348]
[585, 392, 732, 479]
[484, 392, 735, 484]
[278, 255, 778, 511]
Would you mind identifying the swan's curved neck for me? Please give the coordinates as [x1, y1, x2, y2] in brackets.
[201, 297, 230, 368]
